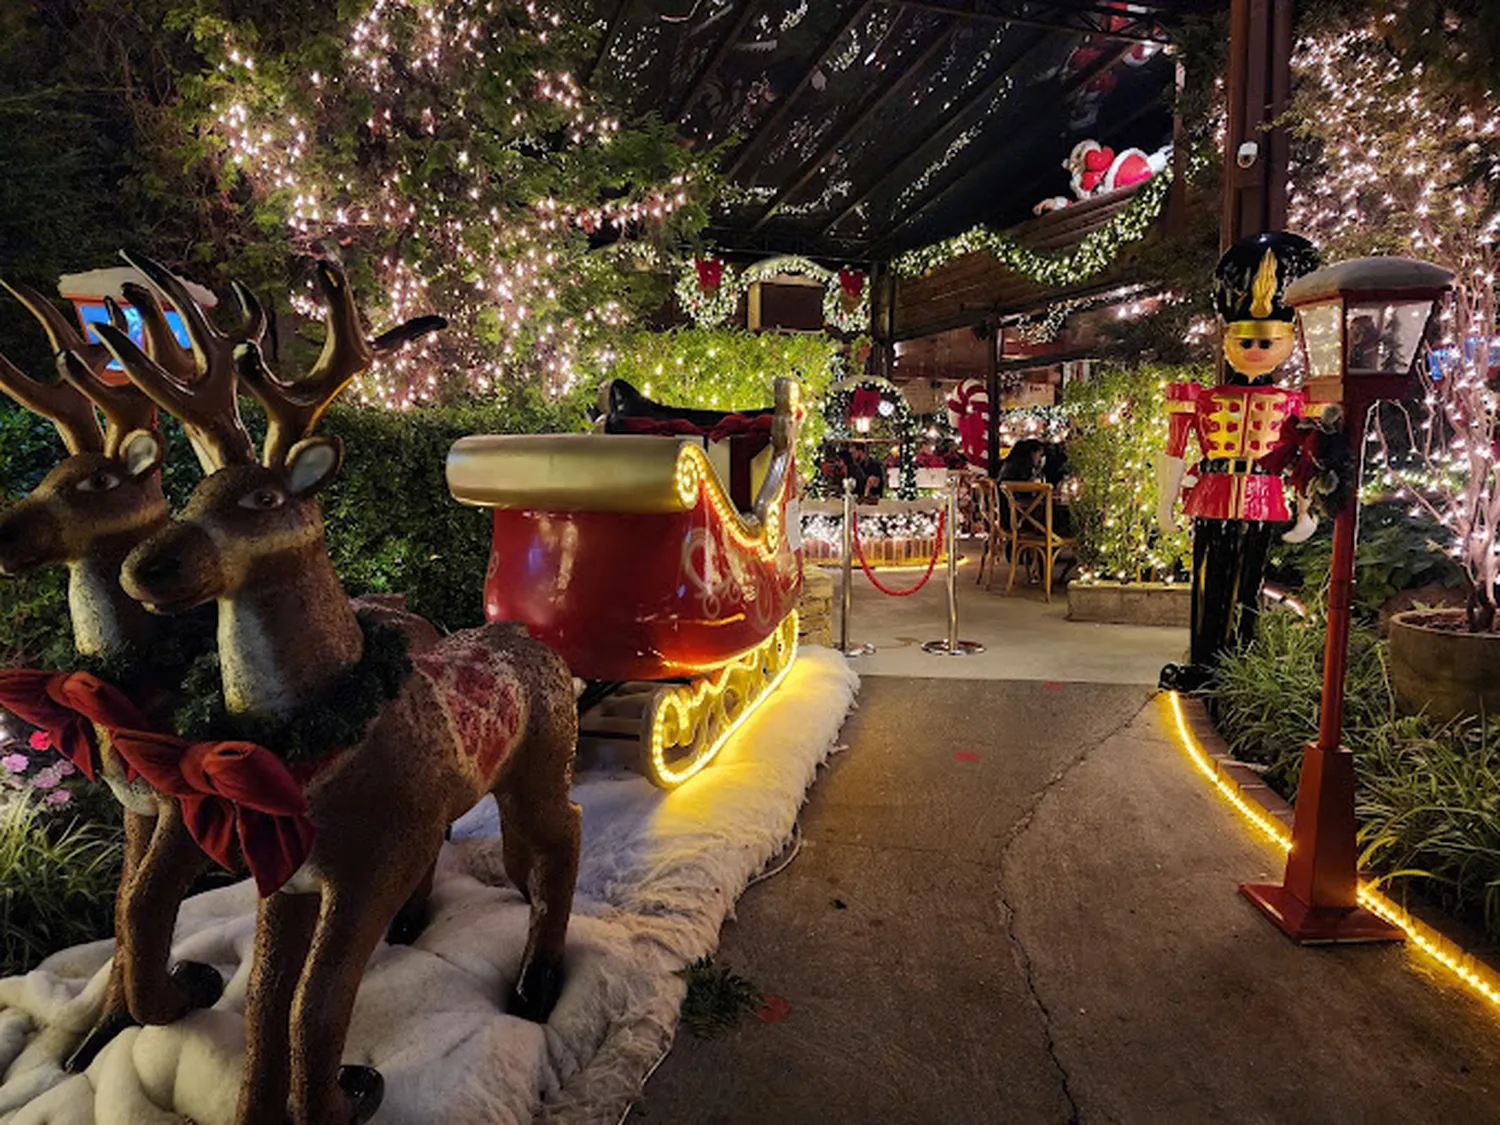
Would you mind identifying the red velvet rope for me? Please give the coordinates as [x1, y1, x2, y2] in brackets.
[851, 509, 947, 596]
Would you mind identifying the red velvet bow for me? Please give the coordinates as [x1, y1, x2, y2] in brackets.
[839, 269, 865, 301]
[1260, 413, 1337, 496]
[111, 728, 315, 897]
[695, 257, 724, 292]
[0, 670, 150, 782]
[850, 386, 882, 419]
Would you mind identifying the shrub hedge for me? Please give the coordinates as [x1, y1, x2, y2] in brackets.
[0, 386, 590, 662]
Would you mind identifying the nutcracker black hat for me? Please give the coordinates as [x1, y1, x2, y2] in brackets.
[1214, 231, 1320, 340]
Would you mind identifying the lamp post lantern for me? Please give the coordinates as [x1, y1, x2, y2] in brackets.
[1240, 257, 1452, 943]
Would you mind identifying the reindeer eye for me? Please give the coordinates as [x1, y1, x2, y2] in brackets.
[238, 489, 285, 511]
[75, 471, 120, 493]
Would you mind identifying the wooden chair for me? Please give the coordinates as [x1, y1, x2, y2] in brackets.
[972, 475, 1004, 590]
[1001, 481, 1071, 602]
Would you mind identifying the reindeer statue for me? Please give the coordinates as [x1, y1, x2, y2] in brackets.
[0, 276, 263, 1069]
[99, 258, 579, 1125]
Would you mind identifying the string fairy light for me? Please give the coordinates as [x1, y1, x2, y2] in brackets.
[200, 0, 714, 407]
[1289, 25, 1500, 620]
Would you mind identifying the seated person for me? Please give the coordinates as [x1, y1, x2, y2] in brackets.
[848, 444, 884, 501]
[997, 439, 1045, 483]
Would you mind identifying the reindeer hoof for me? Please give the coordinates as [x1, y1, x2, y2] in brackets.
[385, 900, 428, 946]
[170, 960, 224, 1012]
[507, 957, 563, 1023]
[64, 1010, 139, 1073]
[337, 1064, 385, 1124]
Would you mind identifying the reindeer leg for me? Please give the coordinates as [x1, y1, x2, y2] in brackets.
[120, 800, 220, 1026]
[237, 890, 319, 1125]
[64, 808, 152, 1072]
[502, 785, 580, 1023]
[498, 793, 536, 903]
[290, 838, 443, 1125]
[383, 858, 436, 946]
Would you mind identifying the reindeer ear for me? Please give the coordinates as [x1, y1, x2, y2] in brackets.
[284, 436, 344, 497]
[120, 429, 164, 479]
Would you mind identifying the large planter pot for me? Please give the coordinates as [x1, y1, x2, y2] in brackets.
[1389, 609, 1500, 722]
[1066, 580, 1190, 627]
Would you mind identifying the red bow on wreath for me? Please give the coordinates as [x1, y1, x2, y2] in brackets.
[838, 269, 865, 301]
[849, 386, 882, 420]
[111, 728, 316, 897]
[0, 669, 150, 782]
[695, 257, 724, 292]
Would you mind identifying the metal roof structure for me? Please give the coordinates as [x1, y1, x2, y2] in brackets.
[589, 0, 1219, 262]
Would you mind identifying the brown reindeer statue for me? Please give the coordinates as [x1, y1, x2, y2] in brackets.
[101, 259, 580, 1125]
[0, 274, 263, 1069]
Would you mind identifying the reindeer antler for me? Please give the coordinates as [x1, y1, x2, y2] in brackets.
[237, 260, 444, 467]
[0, 279, 121, 455]
[95, 252, 265, 471]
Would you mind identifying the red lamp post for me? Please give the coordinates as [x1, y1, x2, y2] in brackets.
[1240, 257, 1453, 943]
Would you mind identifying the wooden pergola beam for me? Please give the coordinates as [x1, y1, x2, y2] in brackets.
[723, 1, 877, 181]
[670, 0, 763, 122]
[818, 27, 1052, 240]
[868, 41, 1137, 253]
[748, 17, 964, 234]
[885, 0, 1172, 44]
[585, 0, 634, 86]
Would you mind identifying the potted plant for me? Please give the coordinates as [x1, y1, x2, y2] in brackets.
[1288, 24, 1500, 720]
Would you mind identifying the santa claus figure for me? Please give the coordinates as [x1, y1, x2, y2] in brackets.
[1156, 231, 1321, 692]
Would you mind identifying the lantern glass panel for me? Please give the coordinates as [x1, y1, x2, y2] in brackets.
[1346, 299, 1431, 375]
[1298, 300, 1344, 379]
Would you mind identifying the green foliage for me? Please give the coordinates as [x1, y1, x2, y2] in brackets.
[1267, 501, 1465, 620]
[1063, 363, 1193, 582]
[0, 390, 590, 663]
[674, 956, 763, 1040]
[1211, 610, 1500, 943]
[594, 328, 846, 472]
[0, 797, 122, 977]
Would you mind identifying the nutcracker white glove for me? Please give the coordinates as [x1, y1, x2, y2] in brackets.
[1281, 489, 1319, 544]
[1155, 453, 1187, 536]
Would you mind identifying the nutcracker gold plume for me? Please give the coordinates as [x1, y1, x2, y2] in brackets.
[1158, 231, 1320, 692]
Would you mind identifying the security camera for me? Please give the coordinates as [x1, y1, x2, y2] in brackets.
[1236, 141, 1259, 169]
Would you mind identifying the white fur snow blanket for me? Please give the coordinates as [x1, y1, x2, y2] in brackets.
[0, 647, 857, 1125]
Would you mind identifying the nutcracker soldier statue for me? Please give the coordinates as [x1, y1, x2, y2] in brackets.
[1157, 231, 1321, 692]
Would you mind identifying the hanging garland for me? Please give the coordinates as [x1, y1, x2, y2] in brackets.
[824, 376, 919, 498]
[675, 255, 870, 334]
[891, 165, 1174, 284]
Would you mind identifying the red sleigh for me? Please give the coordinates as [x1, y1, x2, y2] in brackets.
[446, 378, 802, 787]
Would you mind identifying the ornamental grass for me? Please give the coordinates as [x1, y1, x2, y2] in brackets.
[1211, 608, 1500, 945]
[0, 795, 121, 977]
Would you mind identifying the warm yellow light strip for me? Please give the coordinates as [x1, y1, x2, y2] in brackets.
[650, 612, 799, 787]
[673, 443, 785, 557]
[1162, 690, 1500, 1014]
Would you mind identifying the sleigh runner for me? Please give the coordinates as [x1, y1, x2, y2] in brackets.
[447, 378, 803, 787]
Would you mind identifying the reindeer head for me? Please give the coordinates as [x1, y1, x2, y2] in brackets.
[111, 257, 443, 616]
[0, 282, 169, 576]
[123, 438, 342, 613]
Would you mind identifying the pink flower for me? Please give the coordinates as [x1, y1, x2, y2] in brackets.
[30, 766, 60, 791]
[1, 753, 28, 775]
[44, 789, 72, 806]
[27, 730, 51, 751]
[54, 760, 75, 777]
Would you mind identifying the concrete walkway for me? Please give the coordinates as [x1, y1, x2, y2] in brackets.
[633, 648, 1500, 1121]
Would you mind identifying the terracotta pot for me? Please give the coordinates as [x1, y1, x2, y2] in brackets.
[1388, 609, 1500, 722]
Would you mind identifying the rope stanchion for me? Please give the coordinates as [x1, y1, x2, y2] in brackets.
[922, 476, 985, 656]
[851, 509, 946, 596]
[838, 477, 875, 657]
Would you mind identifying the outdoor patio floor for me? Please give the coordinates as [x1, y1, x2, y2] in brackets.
[631, 560, 1500, 1124]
